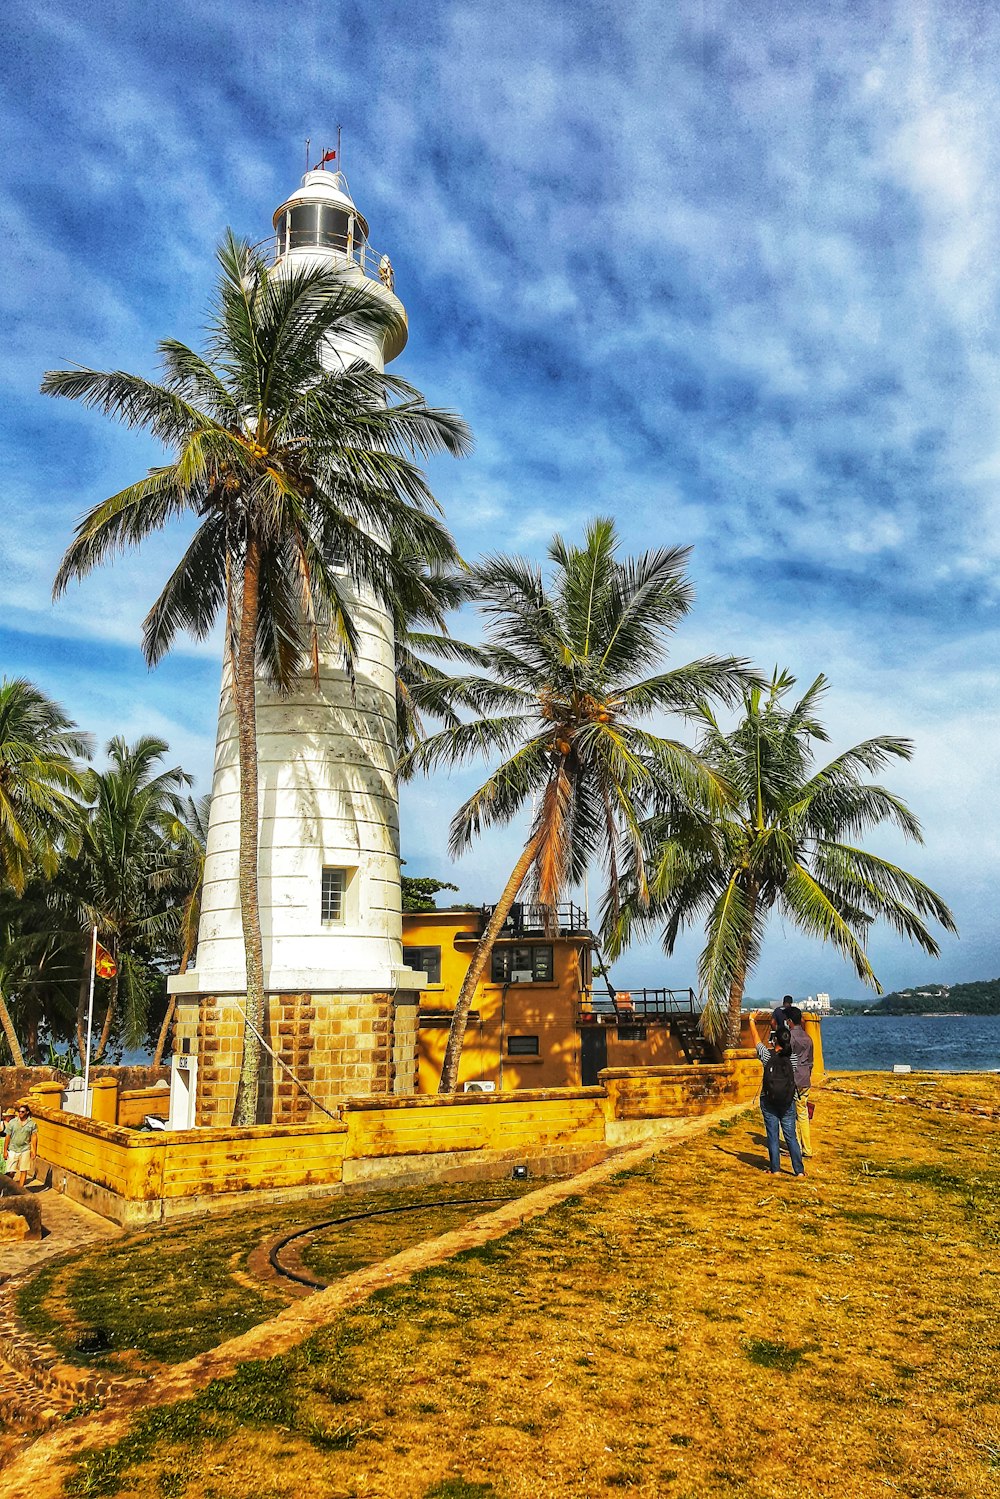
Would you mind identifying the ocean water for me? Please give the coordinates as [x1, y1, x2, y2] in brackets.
[821, 1014, 1000, 1073]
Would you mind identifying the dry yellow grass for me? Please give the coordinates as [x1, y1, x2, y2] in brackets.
[827, 1069, 1000, 1114]
[56, 1086, 1000, 1499]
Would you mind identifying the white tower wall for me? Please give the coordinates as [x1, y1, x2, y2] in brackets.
[173, 169, 421, 1001]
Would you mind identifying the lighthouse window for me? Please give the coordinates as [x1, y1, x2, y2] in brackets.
[321, 867, 347, 923]
[286, 204, 355, 251]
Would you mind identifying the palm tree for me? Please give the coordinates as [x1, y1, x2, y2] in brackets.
[604, 670, 957, 1046]
[0, 678, 90, 895]
[46, 235, 470, 1122]
[0, 678, 90, 1065]
[0, 881, 81, 1063]
[66, 736, 192, 1065]
[403, 518, 752, 1091]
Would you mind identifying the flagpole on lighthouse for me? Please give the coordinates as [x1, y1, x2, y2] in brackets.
[83, 925, 97, 1111]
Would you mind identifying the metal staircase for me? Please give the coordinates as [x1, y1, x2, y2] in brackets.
[671, 1014, 716, 1064]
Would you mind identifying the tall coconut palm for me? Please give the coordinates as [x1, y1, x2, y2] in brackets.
[46, 234, 470, 1122]
[604, 670, 957, 1046]
[404, 517, 753, 1091]
[65, 736, 192, 1065]
[0, 678, 90, 1064]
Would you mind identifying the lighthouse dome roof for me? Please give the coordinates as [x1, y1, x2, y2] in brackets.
[272, 170, 369, 242]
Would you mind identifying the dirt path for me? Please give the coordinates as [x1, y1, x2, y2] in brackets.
[1, 1109, 743, 1497]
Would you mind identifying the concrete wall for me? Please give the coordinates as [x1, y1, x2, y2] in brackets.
[28, 1056, 762, 1227]
[30, 1104, 349, 1226]
[340, 1088, 607, 1184]
[118, 1086, 170, 1128]
[172, 988, 417, 1127]
[601, 1050, 761, 1121]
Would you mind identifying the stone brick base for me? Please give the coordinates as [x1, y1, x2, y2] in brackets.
[173, 990, 420, 1127]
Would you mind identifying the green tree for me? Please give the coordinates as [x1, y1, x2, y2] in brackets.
[0, 677, 90, 1064]
[65, 736, 192, 1066]
[0, 879, 81, 1063]
[400, 874, 460, 913]
[46, 235, 470, 1122]
[404, 518, 751, 1091]
[604, 670, 957, 1046]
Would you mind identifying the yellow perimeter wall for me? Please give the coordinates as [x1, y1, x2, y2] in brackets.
[28, 1052, 763, 1226]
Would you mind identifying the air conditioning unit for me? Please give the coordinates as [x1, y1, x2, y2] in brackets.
[463, 1080, 497, 1093]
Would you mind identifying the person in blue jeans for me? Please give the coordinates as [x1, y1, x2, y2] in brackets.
[748, 1012, 805, 1178]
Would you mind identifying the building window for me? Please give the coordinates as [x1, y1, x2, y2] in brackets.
[617, 1026, 648, 1042]
[507, 1035, 540, 1056]
[403, 946, 442, 984]
[321, 867, 347, 923]
[490, 945, 554, 983]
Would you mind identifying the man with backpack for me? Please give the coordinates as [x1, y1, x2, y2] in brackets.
[748, 1012, 805, 1178]
[784, 1005, 815, 1158]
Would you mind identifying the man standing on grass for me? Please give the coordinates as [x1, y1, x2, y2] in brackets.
[785, 1006, 814, 1158]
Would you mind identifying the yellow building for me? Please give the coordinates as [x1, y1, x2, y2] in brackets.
[404, 902, 707, 1093]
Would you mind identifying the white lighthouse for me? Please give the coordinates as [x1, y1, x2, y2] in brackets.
[169, 168, 424, 1126]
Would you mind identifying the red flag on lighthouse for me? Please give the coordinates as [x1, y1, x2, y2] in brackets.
[319, 149, 337, 165]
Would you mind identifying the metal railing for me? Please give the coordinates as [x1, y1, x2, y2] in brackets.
[578, 987, 698, 1020]
[483, 902, 592, 937]
[260, 232, 396, 290]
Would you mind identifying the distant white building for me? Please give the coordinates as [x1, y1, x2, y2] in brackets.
[802, 992, 831, 1013]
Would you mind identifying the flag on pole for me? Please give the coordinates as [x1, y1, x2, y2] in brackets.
[94, 942, 117, 979]
[319, 148, 337, 165]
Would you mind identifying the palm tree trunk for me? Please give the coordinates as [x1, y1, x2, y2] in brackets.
[725, 881, 757, 1048]
[725, 969, 748, 1050]
[0, 987, 25, 1068]
[437, 832, 541, 1094]
[232, 539, 267, 1126]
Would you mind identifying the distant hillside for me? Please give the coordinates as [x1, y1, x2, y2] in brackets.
[871, 978, 1000, 1015]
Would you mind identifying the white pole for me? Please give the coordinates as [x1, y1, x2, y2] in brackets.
[83, 926, 97, 1114]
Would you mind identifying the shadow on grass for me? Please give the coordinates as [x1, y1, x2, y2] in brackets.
[712, 1144, 773, 1173]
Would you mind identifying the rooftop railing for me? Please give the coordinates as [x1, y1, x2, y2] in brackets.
[579, 987, 699, 1019]
[481, 901, 592, 937]
[260, 232, 397, 290]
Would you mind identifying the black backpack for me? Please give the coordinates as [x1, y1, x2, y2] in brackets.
[761, 1052, 796, 1114]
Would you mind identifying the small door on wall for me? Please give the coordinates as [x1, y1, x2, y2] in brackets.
[580, 1026, 608, 1087]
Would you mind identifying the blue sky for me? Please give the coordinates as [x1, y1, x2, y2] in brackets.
[2, 0, 997, 998]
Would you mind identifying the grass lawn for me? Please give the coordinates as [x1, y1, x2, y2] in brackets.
[55, 1084, 1000, 1499]
[827, 1071, 1000, 1113]
[17, 1179, 536, 1371]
